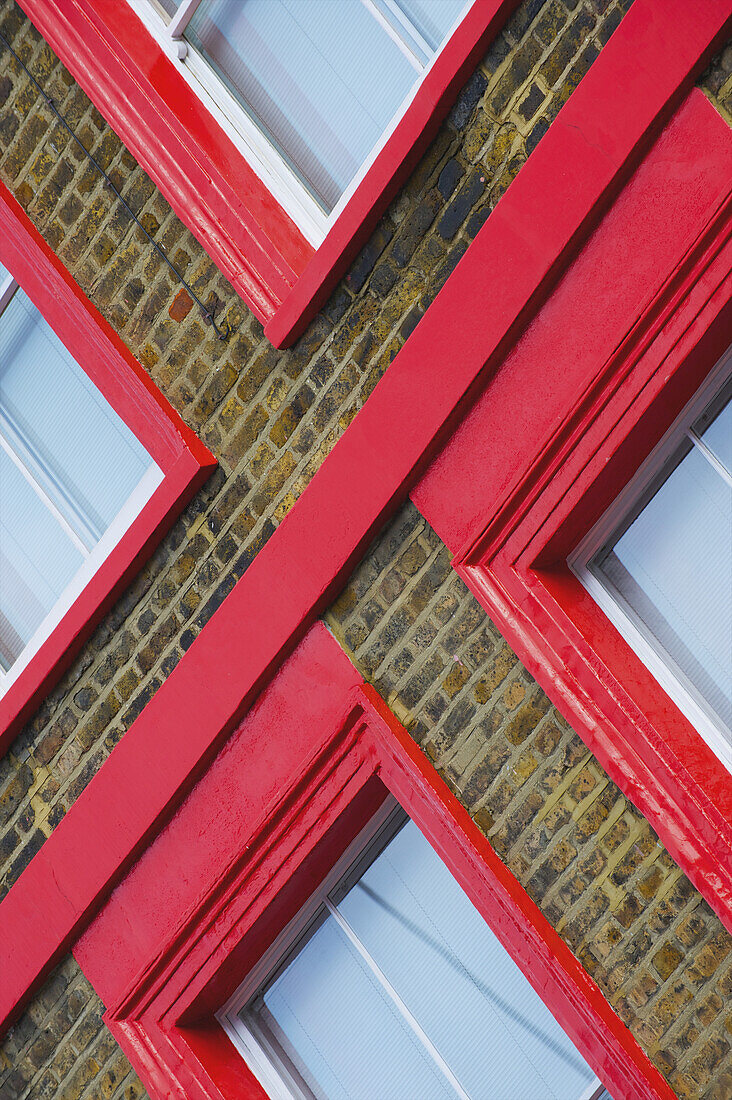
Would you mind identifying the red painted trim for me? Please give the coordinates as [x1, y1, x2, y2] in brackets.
[0, 183, 216, 752]
[0, 0, 727, 1034]
[17, 0, 311, 324]
[263, 0, 521, 347]
[70, 626, 671, 1100]
[360, 687, 675, 1100]
[17, 0, 518, 341]
[413, 92, 732, 927]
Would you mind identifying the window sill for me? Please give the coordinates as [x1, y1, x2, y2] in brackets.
[18, 0, 520, 347]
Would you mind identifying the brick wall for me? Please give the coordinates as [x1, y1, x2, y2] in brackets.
[0, 0, 729, 1097]
[0, 959, 145, 1100]
[325, 502, 732, 1099]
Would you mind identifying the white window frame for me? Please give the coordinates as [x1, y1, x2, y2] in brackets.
[125, 0, 474, 247]
[218, 796, 609, 1100]
[0, 269, 163, 697]
[570, 347, 732, 774]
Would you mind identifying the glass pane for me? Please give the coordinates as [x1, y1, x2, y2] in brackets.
[0, 259, 10, 283]
[186, 0, 417, 211]
[0, 290, 152, 543]
[394, 0, 466, 51]
[696, 388, 732, 475]
[253, 908, 460, 1100]
[0, 448, 82, 670]
[598, 444, 732, 734]
[338, 821, 599, 1100]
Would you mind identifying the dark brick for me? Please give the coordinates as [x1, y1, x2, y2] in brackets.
[448, 68, 488, 129]
[438, 172, 486, 239]
[392, 190, 442, 267]
[518, 82, 545, 121]
[437, 157, 464, 200]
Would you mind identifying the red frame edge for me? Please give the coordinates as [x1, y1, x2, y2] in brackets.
[0, 0, 729, 1039]
[263, 0, 522, 347]
[16, 0, 519, 343]
[414, 91, 732, 927]
[71, 625, 672, 1100]
[0, 181, 216, 752]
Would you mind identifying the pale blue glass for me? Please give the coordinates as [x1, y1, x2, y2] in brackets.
[186, 0, 417, 211]
[339, 821, 598, 1100]
[395, 0, 466, 50]
[0, 289, 151, 539]
[604, 444, 732, 732]
[0, 260, 10, 282]
[699, 393, 732, 474]
[260, 909, 460, 1100]
[0, 448, 82, 668]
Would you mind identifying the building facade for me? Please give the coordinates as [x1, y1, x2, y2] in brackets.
[0, 1, 730, 1098]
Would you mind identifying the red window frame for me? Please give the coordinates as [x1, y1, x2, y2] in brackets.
[16, 0, 519, 347]
[0, 182, 216, 754]
[72, 623, 673, 1100]
[413, 90, 732, 927]
[0, 0, 727, 1041]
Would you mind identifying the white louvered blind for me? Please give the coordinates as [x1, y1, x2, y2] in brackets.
[137, 0, 467, 217]
[588, 377, 732, 751]
[0, 266, 160, 683]
[233, 813, 608, 1100]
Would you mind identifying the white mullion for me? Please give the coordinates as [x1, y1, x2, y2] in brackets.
[378, 0, 434, 62]
[168, 0, 202, 39]
[0, 421, 92, 557]
[325, 898, 472, 1100]
[0, 403, 101, 548]
[686, 428, 732, 487]
[577, 1080, 610, 1100]
[0, 276, 18, 316]
[361, 0, 425, 72]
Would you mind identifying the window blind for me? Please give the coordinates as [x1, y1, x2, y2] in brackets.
[593, 394, 732, 741]
[0, 286, 156, 676]
[244, 820, 602, 1099]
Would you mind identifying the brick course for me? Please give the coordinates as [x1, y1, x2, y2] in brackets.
[0, 959, 145, 1100]
[0, 0, 729, 1097]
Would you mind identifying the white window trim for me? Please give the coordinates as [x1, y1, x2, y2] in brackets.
[0, 273, 164, 696]
[0, 464, 162, 696]
[218, 796, 608, 1100]
[218, 797, 401, 1100]
[569, 348, 732, 775]
[125, 0, 474, 247]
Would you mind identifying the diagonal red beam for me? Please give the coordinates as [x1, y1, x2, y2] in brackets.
[0, 0, 729, 1035]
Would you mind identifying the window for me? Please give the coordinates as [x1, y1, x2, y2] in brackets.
[571, 350, 732, 773]
[0, 258, 162, 695]
[220, 799, 610, 1100]
[23, 0, 514, 342]
[128, 0, 471, 244]
[0, 185, 214, 750]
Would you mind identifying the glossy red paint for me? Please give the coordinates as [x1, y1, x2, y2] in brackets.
[71, 624, 672, 1100]
[413, 90, 732, 927]
[0, 0, 727, 1035]
[0, 183, 216, 754]
[18, 0, 519, 342]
